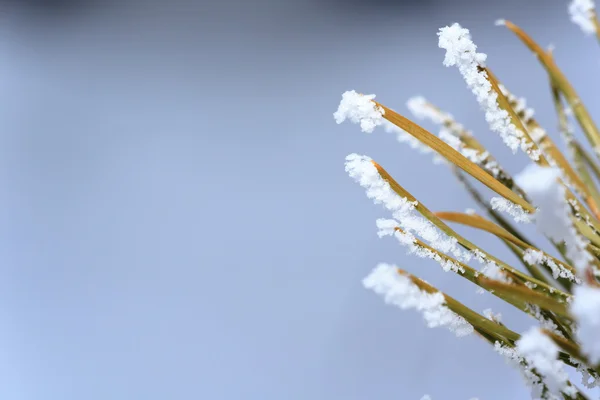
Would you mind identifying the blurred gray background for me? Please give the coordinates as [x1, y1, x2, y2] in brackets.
[0, 0, 598, 398]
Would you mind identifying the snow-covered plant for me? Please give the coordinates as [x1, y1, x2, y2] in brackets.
[335, 4, 600, 399]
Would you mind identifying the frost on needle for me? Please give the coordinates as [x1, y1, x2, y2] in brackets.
[438, 23, 539, 161]
[363, 263, 473, 337]
[344, 153, 470, 261]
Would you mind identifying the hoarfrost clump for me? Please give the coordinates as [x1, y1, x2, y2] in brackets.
[345, 154, 472, 262]
[570, 285, 600, 365]
[525, 304, 564, 338]
[363, 263, 473, 337]
[499, 84, 536, 125]
[522, 249, 544, 266]
[483, 308, 502, 323]
[570, 356, 600, 388]
[437, 23, 539, 161]
[377, 219, 466, 274]
[334, 90, 384, 133]
[569, 0, 597, 35]
[490, 197, 532, 223]
[494, 342, 548, 399]
[335, 91, 440, 159]
[515, 164, 593, 273]
[522, 248, 578, 282]
[516, 328, 577, 398]
[473, 249, 510, 282]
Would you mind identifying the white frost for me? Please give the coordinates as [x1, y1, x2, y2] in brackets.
[334, 90, 384, 133]
[522, 249, 578, 282]
[377, 219, 465, 274]
[516, 328, 576, 398]
[438, 23, 538, 161]
[483, 308, 502, 323]
[363, 263, 473, 337]
[345, 154, 471, 262]
[490, 197, 532, 223]
[569, 0, 597, 35]
[494, 342, 549, 399]
[335, 92, 440, 160]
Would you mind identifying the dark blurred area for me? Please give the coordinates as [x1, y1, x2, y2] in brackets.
[1, 0, 100, 15]
[314, 0, 436, 14]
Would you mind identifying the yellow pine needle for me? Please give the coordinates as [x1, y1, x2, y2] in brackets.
[501, 20, 600, 154]
[421, 99, 522, 194]
[574, 141, 600, 182]
[452, 168, 532, 245]
[374, 103, 535, 213]
[435, 211, 577, 277]
[510, 88, 594, 205]
[488, 70, 600, 224]
[436, 211, 528, 248]
[544, 51, 600, 218]
[594, 10, 600, 45]
[372, 161, 570, 301]
[479, 278, 570, 318]
[569, 194, 600, 239]
[398, 268, 521, 343]
[502, 240, 558, 289]
[544, 329, 590, 368]
[484, 68, 550, 166]
[392, 227, 533, 314]
[393, 227, 575, 343]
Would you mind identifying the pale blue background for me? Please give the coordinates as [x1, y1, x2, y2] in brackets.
[0, 0, 598, 399]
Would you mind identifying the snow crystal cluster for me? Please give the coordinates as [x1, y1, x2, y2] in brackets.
[522, 248, 578, 282]
[334, 90, 384, 133]
[490, 197, 532, 223]
[525, 304, 564, 338]
[569, 356, 600, 388]
[472, 249, 510, 283]
[499, 85, 536, 126]
[569, 0, 597, 35]
[376, 218, 465, 274]
[516, 328, 577, 398]
[495, 338, 575, 400]
[498, 85, 548, 144]
[438, 23, 541, 161]
[334, 91, 440, 160]
[482, 308, 502, 323]
[494, 342, 549, 399]
[363, 263, 473, 336]
[345, 154, 472, 262]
